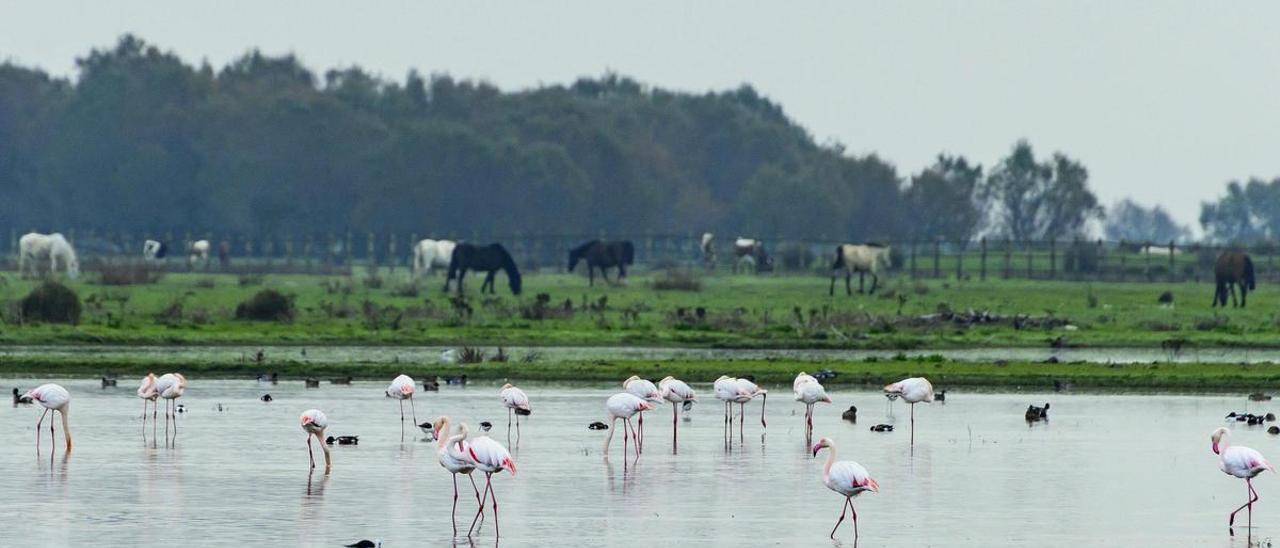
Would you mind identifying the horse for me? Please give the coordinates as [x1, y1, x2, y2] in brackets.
[187, 240, 210, 268]
[1213, 251, 1256, 308]
[19, 232, 79, 279]
[445, 243, 522, 295]
[701, 233, 716, 268]
[830, 243, 892, 295]
[412, 239, 457, 279]
[733, 238, 772, 274]
[568, 240, 634, 286]
[143, 240, 169, 262]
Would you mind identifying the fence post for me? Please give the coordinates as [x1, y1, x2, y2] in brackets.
[979, 237, 987, 281]
[1048, 239, 1056, 279]
[932, 239, 941, 278]
[1096, 239, 1104, 281]
[954, 240, 963, 280]
[1168, 240, 1176, 282]
[1144, 241, 1152, 281]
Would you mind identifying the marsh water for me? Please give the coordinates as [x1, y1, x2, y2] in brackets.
[4, 343, 1280, 365]
[1, 378, 1276, 546]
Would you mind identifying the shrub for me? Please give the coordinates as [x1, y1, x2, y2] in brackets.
[96, 263, 161, 285]
[651, 268, 701, 291]
[235, 289, 295, 322]
[458, 346, 486, 363]
[21, 281, 82, 324]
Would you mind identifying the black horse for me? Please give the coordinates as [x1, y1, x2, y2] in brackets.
[568, 240, 634, 286]
[445, 243, 522, 295]
[1213, 251, 1255, 307]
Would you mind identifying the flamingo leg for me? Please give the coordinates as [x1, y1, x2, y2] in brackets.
[739, 403, 745, 441]
[36, 408, 48, 451]
[1230, 478, 1261, 534]
[850, 498, 860, 547]
[409, 397, 417, 428]
[470, 473, 484, 508]
[761, 393, 768, 428]
[638, 412, 643, 451]
[152, 400, 158, 443]
[489, 472, 500, 538]
[508, 408, 512, 440]
[672, 402, 679, 454]
[910, 403, 916, 448]
[451, 473, 459, 535]
[49, 410, 56, 455]
[467, 475, 493, 536]
[399, 399, 405, 440]
[830, 496, 849, 538]
[307, 435, 315, 469]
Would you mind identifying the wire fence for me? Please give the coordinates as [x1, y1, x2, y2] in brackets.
[0, 227, 1267, 284]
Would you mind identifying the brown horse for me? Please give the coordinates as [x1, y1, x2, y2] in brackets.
[1213, 251, 1255, 308]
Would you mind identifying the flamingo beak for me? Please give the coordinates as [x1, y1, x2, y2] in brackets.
[1212, 441, 1220, 455]
[867, 478, 880, 493]
[811, 444, 820, 457]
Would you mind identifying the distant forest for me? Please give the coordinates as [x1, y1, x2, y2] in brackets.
[0, 36, 1272, 243]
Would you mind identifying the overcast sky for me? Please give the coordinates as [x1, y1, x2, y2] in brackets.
[3, 1, 1278, 230]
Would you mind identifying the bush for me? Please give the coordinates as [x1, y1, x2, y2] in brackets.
[96, 263, 161, 285]
[651, 268, 701, 291]
[235, 289, 295, 322]
[21, 281, 82, 324]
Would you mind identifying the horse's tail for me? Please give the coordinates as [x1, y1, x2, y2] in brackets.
[446, 245, 462, 280]
[831, 246, 845, 270]
[1245, 255, 1256, 290]
[499, 245, 522, 295]
[621, 241, 635, 265]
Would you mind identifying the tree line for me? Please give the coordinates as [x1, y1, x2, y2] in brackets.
[0, 35, 1269, 244]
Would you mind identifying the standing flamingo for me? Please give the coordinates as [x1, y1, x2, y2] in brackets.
[733, 377, 768, 440]
[499, 383, 530, 440]
[301, 409, 331, 473]
[137, 373, 158, 438]
[1212, 427, 1274, 536]
[658, 376, 695, 452]
[155, 373, 186, 445]
[794, 375, 831, 439]
[466, 434, 517, 538]
[714, 376, 738, 444]
[883, 377, 933, 448]
[623, 376, 661, 451]
[24, 383, 72, 454]
[386, 374, 417, 439]
[435, 416, 483, 535]
[794, 371, 817, 393]
[602, 392, 652, 459]
[813, 437, 879, 545]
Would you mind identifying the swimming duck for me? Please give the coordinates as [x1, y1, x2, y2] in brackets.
[418, 421, 435, 436]
[841, 405, 858, 422]
[934, 390, 947, 402]
[101, 376, 118, 388]
[479, 421, 492, 432]
[1025, 403, 1050, 422]
[1249, 392, 1272, 402]
[446, 375, 468, 386]
[588, 421, 609, 430]
[260, 394, 273, 402]
[423, 378, 440, 391]
[304, 378, 320, 388]
[869, 424, 893, 432]
[13, 388, 32, 405]
[326, 435, 359, 446]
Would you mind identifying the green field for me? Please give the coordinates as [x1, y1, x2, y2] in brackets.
[0, 269, 1273, 349]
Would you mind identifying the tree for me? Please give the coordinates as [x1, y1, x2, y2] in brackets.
[981, 141, 1103, 241]
[1199, 178, 1280, 242]
[904, 155, 983, 242]
[1105, 199, 1190, 243]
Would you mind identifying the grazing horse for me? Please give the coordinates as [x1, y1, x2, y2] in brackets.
[733, 238, 772, 274]
[831, 243, 892, 295]
[412, 239, 457, 279]
[445, 243, 522, 295]
[701, 233, 716, 268]
[187, 240, 210, 268]
[19, 232, 80, 279]
[143, 240, 169, 262]
[568, 240, 634, 286]
[1213, 251, 1256, 308]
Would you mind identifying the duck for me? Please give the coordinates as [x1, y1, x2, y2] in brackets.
[260, 394, 273, 402]
[869, 424, 893, 432]
[841, 405, 858, 423]
[418, 421, 435, 436]
[345, 540, 379, 548]
[1025, 403, 1050, 422]
[1268, 413, 1277, 422]
[330, 376, 353, 385]
[1270, 426, 1280, 435]
[423, 378, 440, 392]
[175, 404, 186, 414]
[813, 369, 837, 382]
[13, 387, 32, 405]
[514, 407, 532, 417]
[479, 421, 493, 432]
[588, 421, 609, 430]
[326, 435, 359, 446]
[1249, 393, 1272, 402]
[446, 375, 468, 386]
[681, 400, 694, 412]
[934, 390, 947, 402]
[101, 376, 118, 388]
[304, 378, 320, 388]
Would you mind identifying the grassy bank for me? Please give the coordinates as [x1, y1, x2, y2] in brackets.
[6, 355, 1280, 391]
[0, 270, 1275, 348]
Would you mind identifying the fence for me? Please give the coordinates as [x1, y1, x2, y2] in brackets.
[0, 228, 1267, 284]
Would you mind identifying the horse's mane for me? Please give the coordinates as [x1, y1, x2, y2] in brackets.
[493, 244, 522, 294]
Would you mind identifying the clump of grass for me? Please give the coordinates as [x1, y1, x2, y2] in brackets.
[194, 278, 217, 289]
[96, 263, 162, 285]
[490, 347, 509, 362]
[651, 268, 701, 291]
[362, 265, 384, 289]
[1142, 320, 1181, 332]
[155, 298, 185, 326]
[360, 300, 403, 331]
[235, 289, 295, 322]
[20, 281, 81, 324]
[237, 274, 264, 287]
[391, 282, 420, 298]
[1193, 315, 1229, 331]
[912, 281, 929, 295]
[458, 346, 486, 363]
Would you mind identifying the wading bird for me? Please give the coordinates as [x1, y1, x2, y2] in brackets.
[301, 409, 331, 473]
[499, 384, 530, 440]
[883, 377, 933, 448]
[623, 376, 661, 450]
[794, 373, 831, 439]
[813, 437, 879, 545]
[386, 375, 417, 439]
[137, 374, 159, 437]
[155, 373, 186, 445]
[658, 376, 695, 452]
[1211, 427, 1273, 536]
[24, 383, 72, 455]
[466, 434, 516, 538]
[435, 416, 482, 535]
[602, 392, 652, 459]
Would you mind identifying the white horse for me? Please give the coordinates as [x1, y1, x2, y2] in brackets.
[412, 239, 456, 278]
[830, 243, 891, 295]
[187, 240, 210, 268]
[143, 240, 169, 262]
[19, 232, 80, 279]
[733, 237, 771, 274]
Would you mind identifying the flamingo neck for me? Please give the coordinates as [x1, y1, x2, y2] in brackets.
[61, 409, 72, 451]
[436, 419, 451, 449]
[823, 444, 835, 479]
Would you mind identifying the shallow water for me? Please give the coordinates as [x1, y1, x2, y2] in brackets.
[3, 343, 1279, 365]
[1, 378, 1276, 547]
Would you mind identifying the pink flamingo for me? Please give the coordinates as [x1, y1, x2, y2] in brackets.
[137, 373, 158, 437]
[155, 373, 186, 444]
[658, 376, 695, 452]
[883, 377, 933, 448]
[813, 437, 879, 545]
[300, 409, 331, 473]
[794, 374, 831, 439]
[603, 392, 652, 458]
[435, 416, 483, 535]
[25, 383, 72, 455]
[624, 376, 661, 450]
[714, 376, 739, 444]
[466, 435, 517, 538]
[386, 374, 417, 439]
[1212, 427, 1274, 536]
[499, 383, 530, 440]
[733, 377, 768, 440]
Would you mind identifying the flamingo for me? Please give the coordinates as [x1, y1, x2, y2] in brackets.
[1212, 427, 1274, 535]
[435, 416, 483, 535]
[733, 377, 768, 440]
[883, 377, 933, 448]
[658, 376, 695, 452]
[714, 376, 739, 444]
[466, 434, 517, 538]
[137, 373, 158, 437]
[794, 371, 817, 393]
[155, 373, 186, 445]
[301, 409, 331, 473]
[24, 383, 72, 454]
[602, 392, 652, 459]
[386, 374, 417, 439]
[499, 383, 530, 440]
[794, 375, 831, 439]
[813, 437, 879, 545]
[623, 376, 661, 450]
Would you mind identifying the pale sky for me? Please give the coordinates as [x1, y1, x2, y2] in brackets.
[3, 1, 1279, 231]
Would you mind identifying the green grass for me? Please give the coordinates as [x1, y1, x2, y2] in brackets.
[0, 269, 1274, 348]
